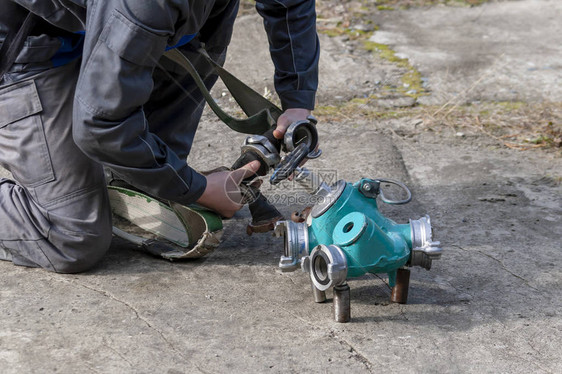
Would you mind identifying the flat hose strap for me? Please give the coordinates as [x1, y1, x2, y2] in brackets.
[109, 186, 223, 260]
[164, 48, 283, 135]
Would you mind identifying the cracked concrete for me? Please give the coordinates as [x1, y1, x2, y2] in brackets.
[1, 1, 561, 373]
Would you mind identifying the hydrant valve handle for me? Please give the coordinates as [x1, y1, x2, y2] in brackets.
[377, 178, 413, 205]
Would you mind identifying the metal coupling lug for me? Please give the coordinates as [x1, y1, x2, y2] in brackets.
[275, 220, 309, 272]
[409, 215, 443, 270]
[245, 135, 278, 155]
[241, 141, 280, 167]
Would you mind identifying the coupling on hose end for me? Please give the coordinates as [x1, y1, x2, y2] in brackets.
[275, 221, 309, 272]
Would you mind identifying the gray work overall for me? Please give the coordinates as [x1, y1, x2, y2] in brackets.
[0, 0, 319, 272]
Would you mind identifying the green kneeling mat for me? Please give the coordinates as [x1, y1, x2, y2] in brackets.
[108, 186, 223, 260]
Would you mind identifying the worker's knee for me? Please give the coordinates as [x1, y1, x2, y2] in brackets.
[52, 227, 113, 274]
[47, 192, 114, 274]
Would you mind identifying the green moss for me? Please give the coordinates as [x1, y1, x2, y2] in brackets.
[363, 41, 426, 98]
[350, 97, 372, 105]
[315, 98, 418, 123]
[319, 27, 371, 39]
[320, 28, 345, 38]
[527, 135, 554, 145]
[364, 42, 409, 67]
[318, 17, 429, 101]
[401, 70, 424, 97]
[314, 105, 341, 117]
[377, 5, 395, 10]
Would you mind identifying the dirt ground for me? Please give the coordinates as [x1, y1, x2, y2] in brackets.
[1, 0, 560, 373]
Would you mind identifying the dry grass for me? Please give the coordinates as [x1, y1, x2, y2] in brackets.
[315, 100, 562, 151]
[361, 0, 496, 9]
[425, 102, 562, 150]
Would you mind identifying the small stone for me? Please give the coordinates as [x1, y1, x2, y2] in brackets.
[455, 132, 465, 137]
[457, 293, 472, 302]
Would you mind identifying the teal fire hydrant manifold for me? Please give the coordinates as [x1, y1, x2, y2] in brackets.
[274, 168, 442, 322]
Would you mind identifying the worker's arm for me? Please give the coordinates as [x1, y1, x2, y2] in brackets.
[72, 2, 210, 205]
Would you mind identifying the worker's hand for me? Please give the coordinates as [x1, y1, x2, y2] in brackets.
[273, 108, 312, 139]
[273, 108, 319, 175]
[196, 161, 261, 218]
